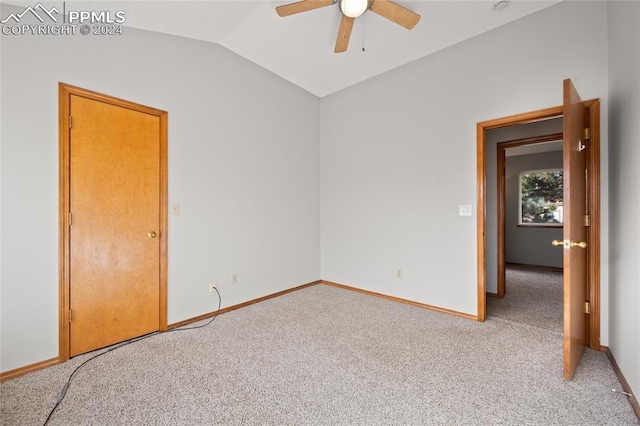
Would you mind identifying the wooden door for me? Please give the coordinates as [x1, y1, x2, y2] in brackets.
[562, 78, 588, 379]
[61, 85, 167, 357]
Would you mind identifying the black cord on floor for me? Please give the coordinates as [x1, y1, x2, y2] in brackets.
[43, 287, 222, 426]
[166, 287, 222, 332]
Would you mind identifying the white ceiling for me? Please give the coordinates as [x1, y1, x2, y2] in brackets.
[7, 0, 562, 96]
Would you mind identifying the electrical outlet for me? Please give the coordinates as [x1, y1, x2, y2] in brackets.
[231, 273, 238, 285]
[209, 282, 216, 293]
[396, 269, 403, 279]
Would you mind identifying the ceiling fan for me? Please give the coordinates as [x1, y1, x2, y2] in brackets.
[276, 0, 421, 53]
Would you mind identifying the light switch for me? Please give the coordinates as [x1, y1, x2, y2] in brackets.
[171, 203, 180, 215]
[459, 205, 472, 217]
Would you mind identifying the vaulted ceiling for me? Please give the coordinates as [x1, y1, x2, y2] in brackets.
[16, 0, 561, 96]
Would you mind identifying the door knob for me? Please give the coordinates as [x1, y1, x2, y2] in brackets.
[552, 239, 586, 249]
[147, 231, 157, 239]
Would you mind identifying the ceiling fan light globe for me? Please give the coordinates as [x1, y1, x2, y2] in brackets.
[340, 0, 368, 18]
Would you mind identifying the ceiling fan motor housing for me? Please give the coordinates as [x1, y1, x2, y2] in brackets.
[276, 0, 420, 53]
[339, 0, 372, 18]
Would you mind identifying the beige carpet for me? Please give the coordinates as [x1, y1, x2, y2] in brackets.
[487, 264, 563, 333]
[1, 279, 638, 425]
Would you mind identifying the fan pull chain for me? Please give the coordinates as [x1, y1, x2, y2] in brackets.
[362, 15, 366, 52]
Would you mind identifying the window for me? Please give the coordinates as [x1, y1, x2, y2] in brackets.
[519, 168, 563, 226]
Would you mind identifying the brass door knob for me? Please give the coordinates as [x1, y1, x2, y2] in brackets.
[551, 239, 586, 249]
[148, 231, 157, 239]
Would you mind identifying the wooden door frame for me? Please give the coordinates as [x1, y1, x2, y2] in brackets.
[495, 132, 564, 298]
[476, 102, 601, 350]
[58, 83, 168, 362]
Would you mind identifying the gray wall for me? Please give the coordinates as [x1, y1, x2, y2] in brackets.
[0, 5, 321, 373]
[607, 0, 640, 405]
[505, 151, 563, 268]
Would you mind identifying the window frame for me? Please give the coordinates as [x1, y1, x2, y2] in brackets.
[518, 167, 564, 228]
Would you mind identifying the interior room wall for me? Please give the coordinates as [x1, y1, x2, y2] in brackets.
[505, 151, 563, 268]
[0, 5, 321, 373]
[320, 1, 609, 321]
[607, 0, 640, 404]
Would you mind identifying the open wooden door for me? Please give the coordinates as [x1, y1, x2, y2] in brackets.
[477, 80, 601, 379]
[561, 78, 589, 380]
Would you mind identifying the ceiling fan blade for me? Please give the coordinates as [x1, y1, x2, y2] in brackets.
[370, 0, 420, 29]
[276, 0, 334, 17]
[334, 15, 355, 53]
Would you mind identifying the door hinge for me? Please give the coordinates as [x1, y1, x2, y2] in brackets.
[583, 127, 591, 140]
[584, 214, 591, 227]
[68, 212, 72, 226]
[584, 301, 591, 315]
[69, 115, 72, 129]
[69, 309, 72, 322]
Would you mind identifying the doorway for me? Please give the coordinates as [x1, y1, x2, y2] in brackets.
[58, 83, 168, 361]
[489, 131, 565, 334]
[476, 90, 602, 378]
[496, 130, 564, 298]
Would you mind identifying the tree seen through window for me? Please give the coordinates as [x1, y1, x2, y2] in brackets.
[519, 169, 563, 225]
